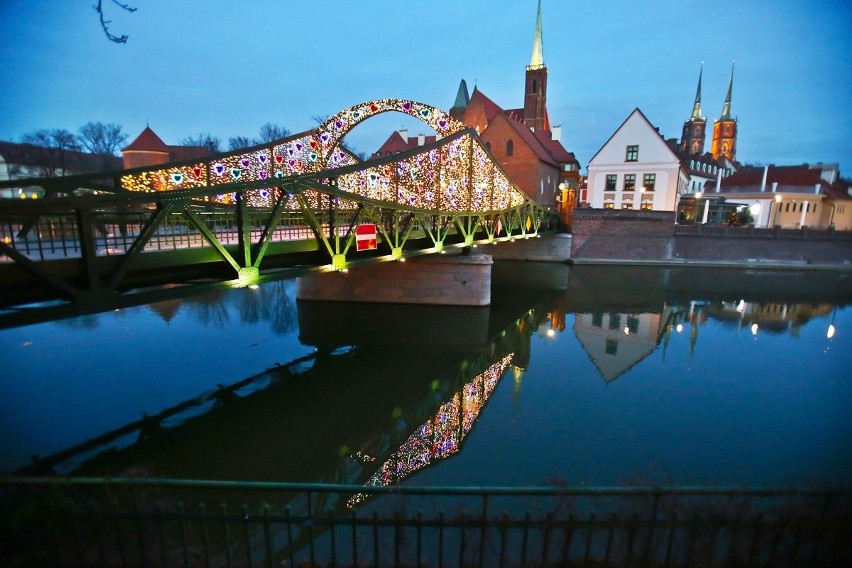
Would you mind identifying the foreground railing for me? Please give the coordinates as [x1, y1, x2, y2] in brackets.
[1, 477, 848, 567]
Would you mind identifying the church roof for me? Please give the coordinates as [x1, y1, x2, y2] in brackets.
[371, 131, 438, 158]
[450, 79, 470, 111]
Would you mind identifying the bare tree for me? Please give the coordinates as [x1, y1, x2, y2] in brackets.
[94, 0, 137, 44]
[21, 129, 82, 177]
[228, 136, 254, 151]
[181, 133, 221, 153]
[77, 122, 128, 156]
[258, 123, 290, 143]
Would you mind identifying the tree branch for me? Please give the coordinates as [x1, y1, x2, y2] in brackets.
[94, 0, 136, 44]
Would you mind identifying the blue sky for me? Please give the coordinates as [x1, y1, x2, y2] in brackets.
[1, 1, 850, 173]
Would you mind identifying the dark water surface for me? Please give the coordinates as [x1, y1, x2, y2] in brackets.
[2, 264, 850, 491]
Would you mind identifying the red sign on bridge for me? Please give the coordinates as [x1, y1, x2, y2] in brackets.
[356, 223, 377, 251]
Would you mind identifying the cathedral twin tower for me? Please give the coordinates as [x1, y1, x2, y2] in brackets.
[680, 63, 738, 162]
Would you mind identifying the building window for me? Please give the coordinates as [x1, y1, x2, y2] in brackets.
[603, 202, 614, 209]
[506, 140, 514, 156]
[623, 174, 636, 191]
[592, 313, 603, 327]
[608, 313, 621, 330]
[643, 173, 656, 192]
[605, 174, 617, 191]
[531, 79, 537, 93]
[605, 339, 618, 355]
[641, 202, 653, 210]
[621, 202, 633, 210]
[625, 145, 638, 162]
[627, 316, 639, 334]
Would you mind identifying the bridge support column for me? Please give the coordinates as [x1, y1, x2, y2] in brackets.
[489, 234, 572, 262]
[296, 253, 493, 306]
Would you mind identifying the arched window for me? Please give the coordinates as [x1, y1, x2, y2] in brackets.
[531, 79, 537, 93]
[506, 140, 514, 156]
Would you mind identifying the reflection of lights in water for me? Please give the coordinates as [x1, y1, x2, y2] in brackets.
[751, 323, 759, 335]
[348, 353, 514, 508]
[546, 329, 555, 338]
[676, 324, 683, 333]
[827, 324, 836, 339]
[624, 326, 630, 335]
[248, 284, 259, 290]
[736, 300, 745, 312]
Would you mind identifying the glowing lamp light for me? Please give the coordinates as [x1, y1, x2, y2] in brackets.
[676, 324, 683, 333]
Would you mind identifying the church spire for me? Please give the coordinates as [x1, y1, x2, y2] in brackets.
[528, 0, 545, 70]
[720, 61, 734, 120]
[691, 62, 704, 120]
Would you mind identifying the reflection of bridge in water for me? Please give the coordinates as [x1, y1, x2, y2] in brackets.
[0, 99, 559, 327]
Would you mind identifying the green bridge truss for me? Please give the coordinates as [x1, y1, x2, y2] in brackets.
[0, 99, 560, 323]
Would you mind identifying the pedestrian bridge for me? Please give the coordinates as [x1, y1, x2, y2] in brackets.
[0, 99, 559, 325]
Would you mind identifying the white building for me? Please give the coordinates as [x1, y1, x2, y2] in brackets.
[586, 108, 688, 211]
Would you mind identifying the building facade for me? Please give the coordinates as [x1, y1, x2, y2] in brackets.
[585, 108, 688, 211]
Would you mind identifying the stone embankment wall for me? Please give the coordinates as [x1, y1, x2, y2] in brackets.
[571, 209, 852, 268]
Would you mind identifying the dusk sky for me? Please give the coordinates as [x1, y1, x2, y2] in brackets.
[1, 1, 850, 172]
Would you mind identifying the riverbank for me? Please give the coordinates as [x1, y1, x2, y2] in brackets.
[570, 208, 852, 270]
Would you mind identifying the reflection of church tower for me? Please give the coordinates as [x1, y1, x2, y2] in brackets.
[680, 64, 707, 156]
[449, 79, 470, 122]
[711, 63, 737, 161]
[523, 0, 549, 131]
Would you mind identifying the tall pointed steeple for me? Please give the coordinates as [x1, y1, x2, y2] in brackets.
[691, 62, 704, 120]
[449, 79, 470, 122]
[719, 61, 734, 120]
[711, 61, 737, 161]
[523, 0, 549, 131]
[528, 0, 545, 70]
[680, 63, 707, 156]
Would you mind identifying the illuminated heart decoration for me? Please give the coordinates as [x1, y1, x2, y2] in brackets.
[402, 101, 412, 111]
[309, 139, 317, 149]
[171, 173, 183, 184]
[352, 111, 361, 120]
[275, 171, 284, 178]
[335, 120, 344, 129]
[420, 109, 431, 119]
[240, 158, 251, 169]
[274, 155, 285, 164]
[369, 103, 378, 112]
[213, 163, 226, 175]
[308, 151, 318, 163]
[319, 132, 330, 144]
[438, 118, 448, 129]
[260, 189, 269, 198]
[259, 170, 268, 180]
[294, 142, 303, 151]
[257, 154, 268, 164]
[231, 168, 242, 179]
[192, 166, 203, 179]
[288, 159, 297, 168]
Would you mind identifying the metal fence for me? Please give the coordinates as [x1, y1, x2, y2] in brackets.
[2, 477, 849, 567]
[673, 224, 852, 241]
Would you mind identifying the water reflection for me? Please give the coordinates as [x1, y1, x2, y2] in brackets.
[2, 264, 850, 491]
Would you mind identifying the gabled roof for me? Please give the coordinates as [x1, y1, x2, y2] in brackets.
[588, 107, 682, 165]
[534, 130, 576, 164]
[123, 126, 169, 153]
[371, 131, 438, 158]
[468, 87, 504, 124]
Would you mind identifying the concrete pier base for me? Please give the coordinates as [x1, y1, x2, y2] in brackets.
[489, 233, 572, 262]
[296, 253, 493, 306]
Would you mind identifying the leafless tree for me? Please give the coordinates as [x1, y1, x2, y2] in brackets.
[77, 122, 128, 156]
[21, 129, 82, 177]
[228, 136, 254, 151]
[94, 0, 137, 44]
[258, 123, 290, 143]
[180, 133, 221, 153]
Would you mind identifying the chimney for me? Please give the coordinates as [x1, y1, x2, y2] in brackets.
[551, 125, 562, 142]
[398, 129, 408, 141]
[815, 183, 821, 195]
[771, 182, 778, 193]
[417, 133, 425, 146]
[760, 165, 768, 192]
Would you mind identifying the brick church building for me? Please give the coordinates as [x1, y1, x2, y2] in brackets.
[373, 1, 580, 211]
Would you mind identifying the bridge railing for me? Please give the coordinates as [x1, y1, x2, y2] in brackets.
[2, 477, 848, 567]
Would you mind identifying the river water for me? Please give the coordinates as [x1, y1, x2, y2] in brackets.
[2, 263, 850, 491]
